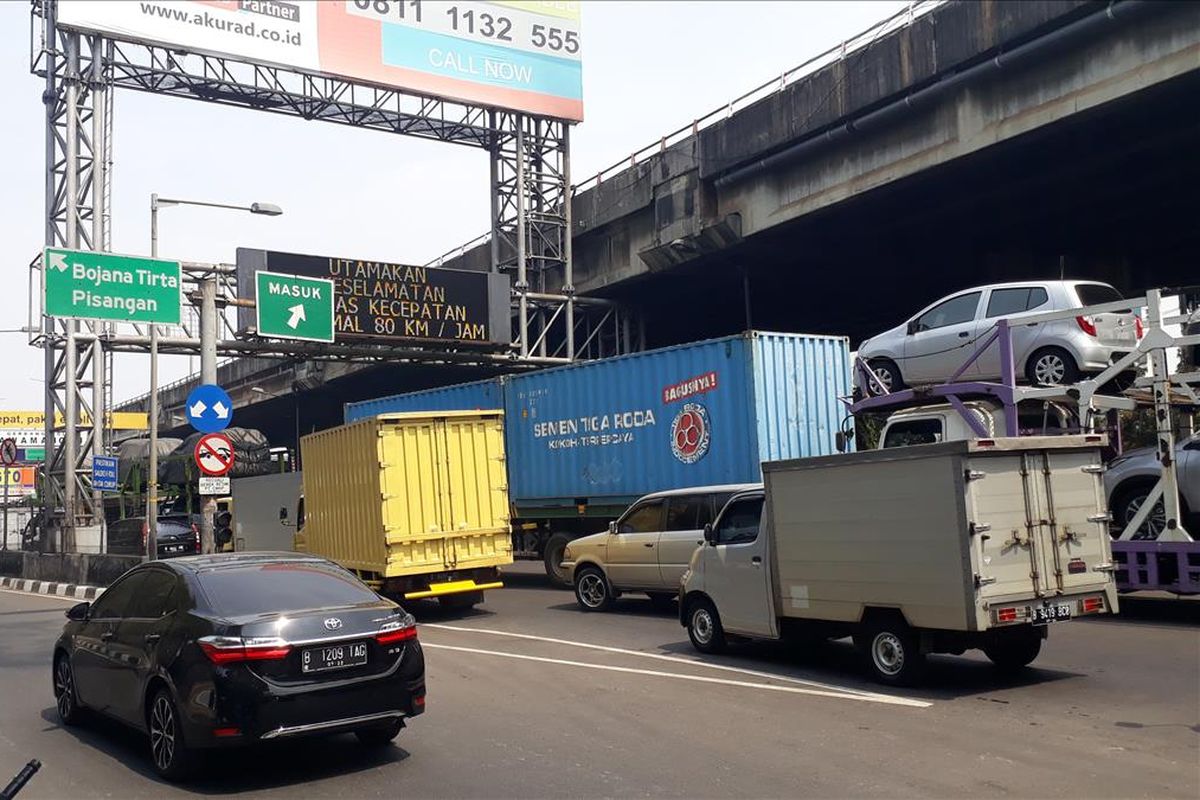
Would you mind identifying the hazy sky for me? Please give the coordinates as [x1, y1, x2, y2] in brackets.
[0, 0, 907, 410]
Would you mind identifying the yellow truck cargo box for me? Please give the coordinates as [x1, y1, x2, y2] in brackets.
[300, 411, 513, 583]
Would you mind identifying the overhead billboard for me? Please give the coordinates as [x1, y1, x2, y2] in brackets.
[237, 248, 511, 346]
[56, 0, 583, 121]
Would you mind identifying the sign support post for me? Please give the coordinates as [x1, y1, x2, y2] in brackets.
[199, 276, 219, 554]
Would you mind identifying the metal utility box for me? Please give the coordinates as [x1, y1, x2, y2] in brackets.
[300, 411, 512, 599]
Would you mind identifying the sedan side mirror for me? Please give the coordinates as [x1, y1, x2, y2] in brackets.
[906, 319, 920, 335]
[703, 523, 716, 546]
[607, 521, 618, 535]
[66, 602, 90, 621]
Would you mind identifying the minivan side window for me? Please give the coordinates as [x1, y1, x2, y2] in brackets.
[882, 419, 944, 448]
[986, 287, 1049, 318]
[619, 500, 665, 534]
[913, 292, 982, 332]
[664, 496, 708, 531]
[716, 497, 764, 545]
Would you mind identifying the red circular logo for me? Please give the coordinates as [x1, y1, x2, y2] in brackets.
[671, 403, 711, 464]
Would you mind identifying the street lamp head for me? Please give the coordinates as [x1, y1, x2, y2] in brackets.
[251, 387, 266, 395]
[250, 202, 283, 216]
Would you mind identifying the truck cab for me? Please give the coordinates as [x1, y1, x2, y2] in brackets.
[877, 400, 1074, 449]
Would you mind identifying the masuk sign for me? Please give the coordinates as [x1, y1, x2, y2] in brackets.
[237, 248, 511, 346]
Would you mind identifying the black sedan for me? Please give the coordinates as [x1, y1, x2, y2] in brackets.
[52, 553, 425, 780]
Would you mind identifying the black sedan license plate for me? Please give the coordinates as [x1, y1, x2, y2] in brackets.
[1032, 604, 1071, 624]
[302, 641, 368, 673]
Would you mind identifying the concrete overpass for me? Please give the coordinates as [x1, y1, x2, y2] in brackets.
[121, 0, 1200, 446]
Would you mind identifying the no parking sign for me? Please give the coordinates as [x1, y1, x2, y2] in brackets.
[194, 433, 235, 477]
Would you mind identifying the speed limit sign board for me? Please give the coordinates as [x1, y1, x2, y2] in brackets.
[194, 433, 235, 477]
[0, 438, 17, 467]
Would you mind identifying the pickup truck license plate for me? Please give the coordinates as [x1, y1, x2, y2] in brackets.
[1032, 604, 1072, 625]
[302, 641, 368, 673]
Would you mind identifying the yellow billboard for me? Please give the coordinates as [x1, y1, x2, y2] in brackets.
[0, 411, 148, 430]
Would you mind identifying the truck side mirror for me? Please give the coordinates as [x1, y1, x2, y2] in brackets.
[703, 523, 716, 546]
[835, 431, 848, 453]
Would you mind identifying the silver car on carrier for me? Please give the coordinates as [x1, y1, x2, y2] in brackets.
[857, 280, 1141, 394]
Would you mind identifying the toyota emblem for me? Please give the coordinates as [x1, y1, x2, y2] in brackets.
[323, 617, 343, 631]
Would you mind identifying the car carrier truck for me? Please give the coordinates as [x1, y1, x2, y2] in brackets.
[681, 436, 1119, 685]
[344, 332, 851, 585]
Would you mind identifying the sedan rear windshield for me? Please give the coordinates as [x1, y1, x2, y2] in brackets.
[1075, 284, 1123, 306]
[197, 562, 380, 618]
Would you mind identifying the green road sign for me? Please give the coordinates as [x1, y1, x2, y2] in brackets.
[255, 271, 335, 343]
[44, 247, 181, 324]
[23, 448, 45, 462]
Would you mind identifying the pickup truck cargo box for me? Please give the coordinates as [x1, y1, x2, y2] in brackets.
[764, 437, 1118, 631]
[346, 332, 851, 511]
[300, 411, 512, 590]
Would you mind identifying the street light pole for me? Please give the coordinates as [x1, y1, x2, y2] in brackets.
[146, 193, 160, 561]
[151, 195, 282, 554]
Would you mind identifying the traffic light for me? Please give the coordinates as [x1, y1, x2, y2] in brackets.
[215, 510, 233, 550]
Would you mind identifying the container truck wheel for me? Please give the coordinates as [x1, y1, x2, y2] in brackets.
[574, 566, 614, 612]
[686, 598, 726, 654]
[544, 533, 573, 588]
[984, 629, 1043, 672]
[857, 623, 925, 686]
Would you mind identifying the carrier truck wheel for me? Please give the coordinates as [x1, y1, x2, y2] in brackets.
[856, 622, 926, 686]
[984, 628, 1043, 671]
[686, 598, 727, 654]
[543, 533, 573, 588]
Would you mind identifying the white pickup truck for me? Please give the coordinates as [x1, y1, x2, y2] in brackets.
[680, 436, 1119, 685]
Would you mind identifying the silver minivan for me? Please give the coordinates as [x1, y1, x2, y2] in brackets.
[562, 485, 757, 612]
[856, 280, 1141, 394]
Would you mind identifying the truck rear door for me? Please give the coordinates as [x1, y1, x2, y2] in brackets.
[966, 442, 1110, 600]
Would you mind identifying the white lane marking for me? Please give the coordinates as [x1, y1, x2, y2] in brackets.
[423, 623, 922, 705]
[424, 643, 930, 708]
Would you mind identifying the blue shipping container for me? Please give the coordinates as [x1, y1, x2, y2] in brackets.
[345, 332, 850, 510]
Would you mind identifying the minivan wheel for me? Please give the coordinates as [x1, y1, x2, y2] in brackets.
[687, 598, 727, 654]
[1026, 347, 1080, 387]
[574, 566, 614, 612]
[53, 654, 83, 726]
[543, 533, 573, 588]
[857, 623, 925, 686]
[148, 689, 195, 781]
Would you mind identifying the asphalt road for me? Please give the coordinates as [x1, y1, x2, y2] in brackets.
[1, 564, 1197, 799]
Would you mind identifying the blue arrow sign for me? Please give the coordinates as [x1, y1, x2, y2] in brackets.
[185, 384, 234, 434]
[92, 456, 119, 491]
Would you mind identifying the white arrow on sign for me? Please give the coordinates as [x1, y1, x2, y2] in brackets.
[212, 400, 230, 419]
[49, 252, 69, 272]
[189, 400, 207, 418]
[286, 304, 306, 330]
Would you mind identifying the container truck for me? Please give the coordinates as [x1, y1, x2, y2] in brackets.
[295, 411, 513, 608]
[680, 436, 1119, 685]
[345, 332, 851, 585]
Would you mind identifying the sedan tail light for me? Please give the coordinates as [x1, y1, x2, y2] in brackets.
[199, 635, 292, 664]
[375, 624, 417, 645]
[1075, 315, 1097, 337]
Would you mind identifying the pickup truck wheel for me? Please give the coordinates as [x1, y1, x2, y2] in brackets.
[574, 566, 614, 612]
[687, 599, 727, 654]
[544, 533, 573, 588]
[984, 630, 1042, 671]
[859, 624, 925, 686]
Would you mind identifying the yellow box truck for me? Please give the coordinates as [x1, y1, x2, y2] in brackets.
[295, 411, 512, 609]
